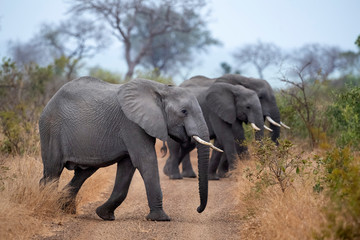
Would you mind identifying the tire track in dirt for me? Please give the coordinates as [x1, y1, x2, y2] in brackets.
[38, 144, 241, 240]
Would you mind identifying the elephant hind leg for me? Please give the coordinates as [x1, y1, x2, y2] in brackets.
[61, 167, 98, 214]
[96, 157, 135, 221]
[181, 153, 196, 178]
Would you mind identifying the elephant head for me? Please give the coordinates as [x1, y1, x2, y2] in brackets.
[205, 82, 264, 140]
[216, 74, 287, 143]
[118, 78, 216, 212]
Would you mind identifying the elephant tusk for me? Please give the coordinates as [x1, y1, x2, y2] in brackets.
[264, 125, 273, 132]
[250, 123, 261, 131]
[280, 121, 291, 129]
[266, 116, 281, 127]
[193, 136, 224, 152]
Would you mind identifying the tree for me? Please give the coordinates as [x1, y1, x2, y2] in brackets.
[280, 62, 331, 148]
[289, 44, 343, 81]
[8, 18, 108, 80]
[68, 0, 216, 79]
[139, 24, 218, 75]
[233, 40, 282, 79]
[220, 62, 240, 75]
[38, 18, 108, 80]
[339, 35, 360, 76]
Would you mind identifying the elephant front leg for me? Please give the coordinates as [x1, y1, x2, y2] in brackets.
[96, 157, 135, 221]
[233, 120, 249, 159]
[210, 115, 238, 171]
[217, 154, 229, 178]
[138, 154, 170, 221]
[208, 139, 223, 180]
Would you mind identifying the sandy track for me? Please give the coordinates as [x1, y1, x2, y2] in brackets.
[37, 143, 241, 240]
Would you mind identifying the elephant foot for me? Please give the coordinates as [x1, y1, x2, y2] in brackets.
[163, 163, 183, 179]
[181, 170, 197, 178]
[60, 198, 76, 214]
[163, 164, 170, 176]
[96, 206, 115, 221]
[146, 210, 170, 221]
[218, 171, 231, 178]
[169, 173, 183, 180]
[208, 172, 220, 180]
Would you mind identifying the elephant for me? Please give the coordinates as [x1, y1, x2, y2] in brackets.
[39, 76, 220, 221]
[164, 74, 289, 180]
[163, 76, 264, 180]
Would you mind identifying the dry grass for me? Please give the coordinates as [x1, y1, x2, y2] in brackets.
[0, 156, 67, 239]
[0, 154, 116, 239]
[233, 154, 327, 240]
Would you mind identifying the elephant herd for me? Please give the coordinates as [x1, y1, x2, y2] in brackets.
[38, 73, 289, 222]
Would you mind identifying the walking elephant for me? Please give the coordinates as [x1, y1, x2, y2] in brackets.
[217, 74, 290, 142]
[39, 76, 220, 221]
[163, 78, 264, 180]
[164, 74, 289, 180]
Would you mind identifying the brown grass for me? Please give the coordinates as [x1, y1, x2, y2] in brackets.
[0, 154, 116, 239]
[233, 154, 327, 239]
[0, 156, 67, 239]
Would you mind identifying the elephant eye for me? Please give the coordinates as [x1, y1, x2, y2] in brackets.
[181, 109, 188, 116]
[246, 106, 251, 109]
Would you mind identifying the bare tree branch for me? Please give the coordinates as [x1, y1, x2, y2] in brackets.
[67, 0, 215, 79]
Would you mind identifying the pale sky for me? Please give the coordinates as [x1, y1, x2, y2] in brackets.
[1, 0, 359, 88]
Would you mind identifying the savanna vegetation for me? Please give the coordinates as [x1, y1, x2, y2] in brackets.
[233, 37, 360, 239]
[1, 0, 360, 239]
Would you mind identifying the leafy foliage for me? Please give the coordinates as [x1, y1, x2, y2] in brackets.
[0, 58, 62, 154]
[88, 66, 123, 84]
[315, 148, 360, 239]
[246, 138, 305, 193]
[135, 69, 174, 85]
[327, 86, 360, 149]
[69, 0, 217, 79]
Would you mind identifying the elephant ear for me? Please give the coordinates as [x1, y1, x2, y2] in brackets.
[118, 78, 168, 141]
[205, 83, 236, 124]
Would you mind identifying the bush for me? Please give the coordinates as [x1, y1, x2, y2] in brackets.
[88, 66, 123, 84]
[327, 86, 360, 149]
[246, 138, 305, 193]
[0, 58, 55, 155]
[316, 148, 360, 239]
[135, 69, 174, 85]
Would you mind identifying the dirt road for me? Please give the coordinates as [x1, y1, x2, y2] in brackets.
[38, 144, 241, 240]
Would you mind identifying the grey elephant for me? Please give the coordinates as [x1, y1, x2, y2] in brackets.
[164, 74, 289, 179]
[39, 76, 219, 221]
[163, 76, 264, 180]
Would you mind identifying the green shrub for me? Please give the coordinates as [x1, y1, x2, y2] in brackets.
[327, 86, 360, 149]
[316, 148, 360, 239]
[135, 69, 174, 85]
[88, 66, 123, 84]
[246, 138, 305, 193]
[0, 58, 55, 155]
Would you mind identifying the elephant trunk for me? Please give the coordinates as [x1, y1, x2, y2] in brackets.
[254, 120, 265, 141]
[271, 124, 280, 145]
[195, 140, 210, 213]
[184, 114, 211, 213]
[267, 112, 281, 145]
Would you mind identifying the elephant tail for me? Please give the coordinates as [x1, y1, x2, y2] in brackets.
[160, 141, 168, 158]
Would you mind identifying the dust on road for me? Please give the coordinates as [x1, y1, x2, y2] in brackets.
[37, 144, 241, 240]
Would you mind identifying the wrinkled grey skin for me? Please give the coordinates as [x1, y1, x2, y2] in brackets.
[217, 74, 281, 143]
[164, 74, 282, 179]
[39, 77, 210, 221]
[163, 76, 264, 180]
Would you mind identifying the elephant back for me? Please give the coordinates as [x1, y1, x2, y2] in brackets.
[180, 75, 215, 88]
